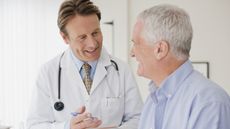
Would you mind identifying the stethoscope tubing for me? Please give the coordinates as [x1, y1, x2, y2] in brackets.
[54, 52, 119, 111]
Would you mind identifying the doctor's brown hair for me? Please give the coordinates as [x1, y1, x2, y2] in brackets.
[57, 0, 101, 35]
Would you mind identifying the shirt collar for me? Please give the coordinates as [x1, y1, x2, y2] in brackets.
[148, 81, 158, 103]
[69, 48, 98, 71]
[149, 60, 193, 103]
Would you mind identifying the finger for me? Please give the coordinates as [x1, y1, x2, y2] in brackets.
[72, 112, 92, 124]
[72, 117, 102, 129]
[70, 115, 89, 129]
[89, 120, 102, 128]
[71, 106, 87, 124]
[86, 118, 102, 128]
[73, 119, 94, 129]
[77, 106, 86, 114]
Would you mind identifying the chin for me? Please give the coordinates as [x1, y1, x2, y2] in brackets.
[88, 49, 101, 60]
[84, 51, 100, 60]
[88, 55, 100, 61]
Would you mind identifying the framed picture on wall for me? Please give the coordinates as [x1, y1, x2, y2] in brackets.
[192, 62, 210, 78]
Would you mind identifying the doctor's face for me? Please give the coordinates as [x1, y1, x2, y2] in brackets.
[61, 14, 103, 62]
[130, 20, 157, 79]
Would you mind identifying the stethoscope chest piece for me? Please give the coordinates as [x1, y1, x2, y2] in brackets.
[54, 101, 64, 111]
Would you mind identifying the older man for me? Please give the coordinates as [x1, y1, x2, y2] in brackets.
[131, 4, 230, 129]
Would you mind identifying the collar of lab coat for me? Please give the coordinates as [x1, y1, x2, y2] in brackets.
[61, 47, 112, 96]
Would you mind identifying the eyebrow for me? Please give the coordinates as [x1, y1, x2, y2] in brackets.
[77, 28, 101, 38]
[93, 28, 101, 32]
[76, 34, 86, 40]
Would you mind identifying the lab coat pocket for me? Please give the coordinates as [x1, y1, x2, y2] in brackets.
[100, 97, 123, 126]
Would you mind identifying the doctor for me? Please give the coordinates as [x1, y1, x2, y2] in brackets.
[26, 0, 143, 129]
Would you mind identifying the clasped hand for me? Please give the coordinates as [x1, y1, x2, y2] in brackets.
[70, 106, 102, 129]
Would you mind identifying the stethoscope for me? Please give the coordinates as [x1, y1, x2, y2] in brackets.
[54, 52, 119, 111]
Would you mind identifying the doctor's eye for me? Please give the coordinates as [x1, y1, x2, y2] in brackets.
[77, 35, 87, 43]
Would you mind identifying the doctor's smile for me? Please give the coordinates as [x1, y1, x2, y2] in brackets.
[83, 45, 100, 58]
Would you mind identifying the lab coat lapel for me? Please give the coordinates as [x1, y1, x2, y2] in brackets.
[62, 49, 89, 97]
[90, 48, 111, 94]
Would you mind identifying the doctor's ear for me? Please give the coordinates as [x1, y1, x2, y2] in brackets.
[153, 41, 169, 60]
[60, 31, 69, 45]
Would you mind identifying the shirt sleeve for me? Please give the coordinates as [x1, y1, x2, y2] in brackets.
[187, 101, 230, 129]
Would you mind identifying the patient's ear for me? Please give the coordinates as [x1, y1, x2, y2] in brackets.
[154, 41, 169, 60]
[60, 31, 69, 45]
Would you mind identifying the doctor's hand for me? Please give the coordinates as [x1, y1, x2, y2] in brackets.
[70, 106, 102, 129]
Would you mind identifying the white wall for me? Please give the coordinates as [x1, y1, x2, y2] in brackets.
[0, 0, 66, 127]
[92, 0, 129, 62]
[128, 0, 230, 100]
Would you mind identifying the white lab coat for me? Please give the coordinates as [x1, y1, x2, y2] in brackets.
[26, 48, 143, 129]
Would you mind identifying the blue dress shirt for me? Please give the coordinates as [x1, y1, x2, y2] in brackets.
[70, 49, 97, 79]
[138, 60, 230, 129]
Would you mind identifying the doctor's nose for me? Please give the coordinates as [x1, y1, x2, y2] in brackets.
[86, 36, 98, 48]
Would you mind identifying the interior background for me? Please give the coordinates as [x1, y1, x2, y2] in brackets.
[0, 0, 229, 128]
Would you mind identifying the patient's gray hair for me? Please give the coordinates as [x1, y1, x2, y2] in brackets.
[138, 4, 193, 60]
